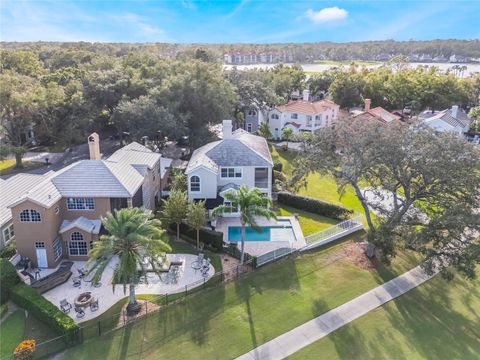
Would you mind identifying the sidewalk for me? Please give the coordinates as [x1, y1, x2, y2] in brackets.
[236, 265, 435, 360]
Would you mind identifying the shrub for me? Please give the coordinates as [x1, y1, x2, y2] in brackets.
[170, 223, 224, 251]
[0, 303, 7, 318]
[0, 241, 17, 259]
[273, 161, 283, 172]
[13, 339, 36, 360]
[277, 192, 352, 219]
[273, 169, 286, 182]
[10, 284, 80, 343]
[1, 258, 20, 304]
[223, 243, 257, 266]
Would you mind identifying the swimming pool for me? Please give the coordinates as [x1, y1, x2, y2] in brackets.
[228, 223, 297, 242]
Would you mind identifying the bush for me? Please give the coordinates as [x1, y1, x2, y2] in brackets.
[170, 223, 224, 251]
[273, 169, 286, 182]
[10, 284, 80, 343]
[0, 241, 17, 259]
[223, 243, 257, 266]
[1, 258, 20, 304]
[277, 192, 352, 219]
[273, 161, 283, 172]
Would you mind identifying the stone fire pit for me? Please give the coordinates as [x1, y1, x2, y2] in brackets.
[74, 292, 93, 307]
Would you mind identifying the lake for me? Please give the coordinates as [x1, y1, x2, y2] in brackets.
[224, 62, 480, 76]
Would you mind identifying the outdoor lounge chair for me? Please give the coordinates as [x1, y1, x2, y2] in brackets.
[60, 299, 72, 313]
[72, 277, 81, 287]
[75, 306, 85, 318]
[90, 298, 99, 312]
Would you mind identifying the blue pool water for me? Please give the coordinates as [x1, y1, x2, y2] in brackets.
[228, 224, 296, 242]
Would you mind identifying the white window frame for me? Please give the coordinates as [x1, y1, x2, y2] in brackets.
[223, 200, 239, 214]
[66, 198, 95, 211]
[220, 167, 242, 179]
[291, 113, 298, 120]
[189, 175, 201, 193]
[69, 232, 88, 256]
[53, 238, 62, 261]
[247, 123, 253, 132]
[271, 113, 279, 120]
[3, 224, 15, 244]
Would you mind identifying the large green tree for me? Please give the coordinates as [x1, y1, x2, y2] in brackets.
[212, 186, 276, 264]
[294, 118, 480, 278]
[161, 190, 188, 241]
[186, 200, 207, 250]
[88, 207, 171, 314]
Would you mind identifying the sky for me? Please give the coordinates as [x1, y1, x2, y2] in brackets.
[1, 0, 479, 43]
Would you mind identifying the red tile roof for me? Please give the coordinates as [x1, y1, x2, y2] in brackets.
[353, 107, 401, 123]
[276, 100, 337, 115]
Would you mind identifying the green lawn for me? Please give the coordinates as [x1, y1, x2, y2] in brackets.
[0, 309, 59, 358]
[64, 236, 420, 359]
[288, 268, 480, 360]
[277, 205, 338, 236]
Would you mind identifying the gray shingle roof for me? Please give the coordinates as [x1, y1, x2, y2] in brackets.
[107, 142, 160, 170]
[186, 129, 272, 173]
[0, 173, 51, 226]
[424, 108, 471, 129]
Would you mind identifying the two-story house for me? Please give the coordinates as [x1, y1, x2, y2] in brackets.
[243, 105, 267, 133]
[186, 120, 273, 216]
[267, 91, 340, 139]
[419, 106, 472, 136]
[8, 133, 167, 268]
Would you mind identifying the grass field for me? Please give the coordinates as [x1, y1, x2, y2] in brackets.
[63, 235, 420, 359]
[276, 205, 338, 235]
[288, 268, 480, 360]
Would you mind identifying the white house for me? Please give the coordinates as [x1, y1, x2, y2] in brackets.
[267, 90, 340, 139]
[185, 120, 273, 216]
[420, 105, 472, 136]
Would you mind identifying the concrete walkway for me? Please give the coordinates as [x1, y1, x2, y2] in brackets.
[236, 265, 435, 360]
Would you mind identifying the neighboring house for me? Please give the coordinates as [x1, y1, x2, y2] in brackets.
[352, 99, 403, 124]
[8, 133, 168, 268]
[186, 120, 273, 216]
[268, 90, 340, 139]
[0, 173, 51, 250]
[243, 105, 267, 133]
[419, 106, 472, 136]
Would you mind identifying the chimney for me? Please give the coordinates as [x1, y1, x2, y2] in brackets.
[451, 105, 459, 118]
[88, 132, 101, 160]
[223, 120, 233, 139]
[364, 99, 371, 112]
[303, 89, 310, 102]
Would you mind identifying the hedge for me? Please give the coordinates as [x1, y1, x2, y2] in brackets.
[277, 192, 352, 220]
[273, 161, 283, 172]
[169, 223, 224, 252]
[0, 241, 17, 259]
[10, 283, 80, 343]
[0, 258, 20, 304]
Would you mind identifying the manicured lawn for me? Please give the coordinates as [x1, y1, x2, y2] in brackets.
[277, 205, 338, 236]
[0, 310, 25, 358]
[0, 309, 59, 358]
[64, 236, 420, 359]
[288, 268, 480, 360]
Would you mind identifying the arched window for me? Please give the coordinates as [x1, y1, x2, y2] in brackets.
[20, 210, 30, 222]
[190, 176, 200, 192]
[30, 209, 41, 222]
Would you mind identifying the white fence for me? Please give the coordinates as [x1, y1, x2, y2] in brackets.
[255, 215, 364, 267]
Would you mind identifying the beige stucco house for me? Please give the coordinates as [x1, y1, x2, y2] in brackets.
[8, 134, 168, 268]
[185, 120, 273, 217]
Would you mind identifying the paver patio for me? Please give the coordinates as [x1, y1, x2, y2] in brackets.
[42, 253, 214, 323]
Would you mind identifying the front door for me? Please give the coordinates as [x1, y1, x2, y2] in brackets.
[35, 242, 48, 268]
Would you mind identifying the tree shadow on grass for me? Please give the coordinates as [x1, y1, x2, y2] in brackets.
[379, 276, 480, 360]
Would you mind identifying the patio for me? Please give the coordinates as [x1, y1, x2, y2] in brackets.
[41, 253, 214, 323]
[215, 216, 306, 256]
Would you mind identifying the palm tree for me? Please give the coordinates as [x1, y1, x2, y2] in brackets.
[282, 127, 294, 150]
[186, 200, 207, 250]
[88, 207, 171, 314]
[212, 186, 276, 264]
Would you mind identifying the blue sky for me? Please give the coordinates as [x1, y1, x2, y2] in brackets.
[1, 1, 479, 43]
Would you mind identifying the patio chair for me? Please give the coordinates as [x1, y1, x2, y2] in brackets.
[90, 298, 99, 312]
[72, 277, 81, 287]
[60, 299, 72, 313]
[75, 306, 85, 318]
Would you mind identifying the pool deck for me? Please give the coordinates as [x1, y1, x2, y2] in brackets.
[215, 216, 306, 256]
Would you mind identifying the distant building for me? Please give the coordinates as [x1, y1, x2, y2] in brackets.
[352, 99, 403, 124]
[419, 106, 472, 136]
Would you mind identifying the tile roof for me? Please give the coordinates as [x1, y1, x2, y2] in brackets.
[276, 99, 337, 115]
[353, 107, 402, 123]
[9, 142, 161, 209]
[424, 108, 471, 129]
[0, 173, 51, 226]
[59, 217, 101, 234]
[186, 129, 273, 173]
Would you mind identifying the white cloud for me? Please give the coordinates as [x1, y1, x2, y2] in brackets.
[304, 6, 348, 24]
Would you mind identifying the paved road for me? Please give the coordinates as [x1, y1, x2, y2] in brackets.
[236, 265, 435, 360]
